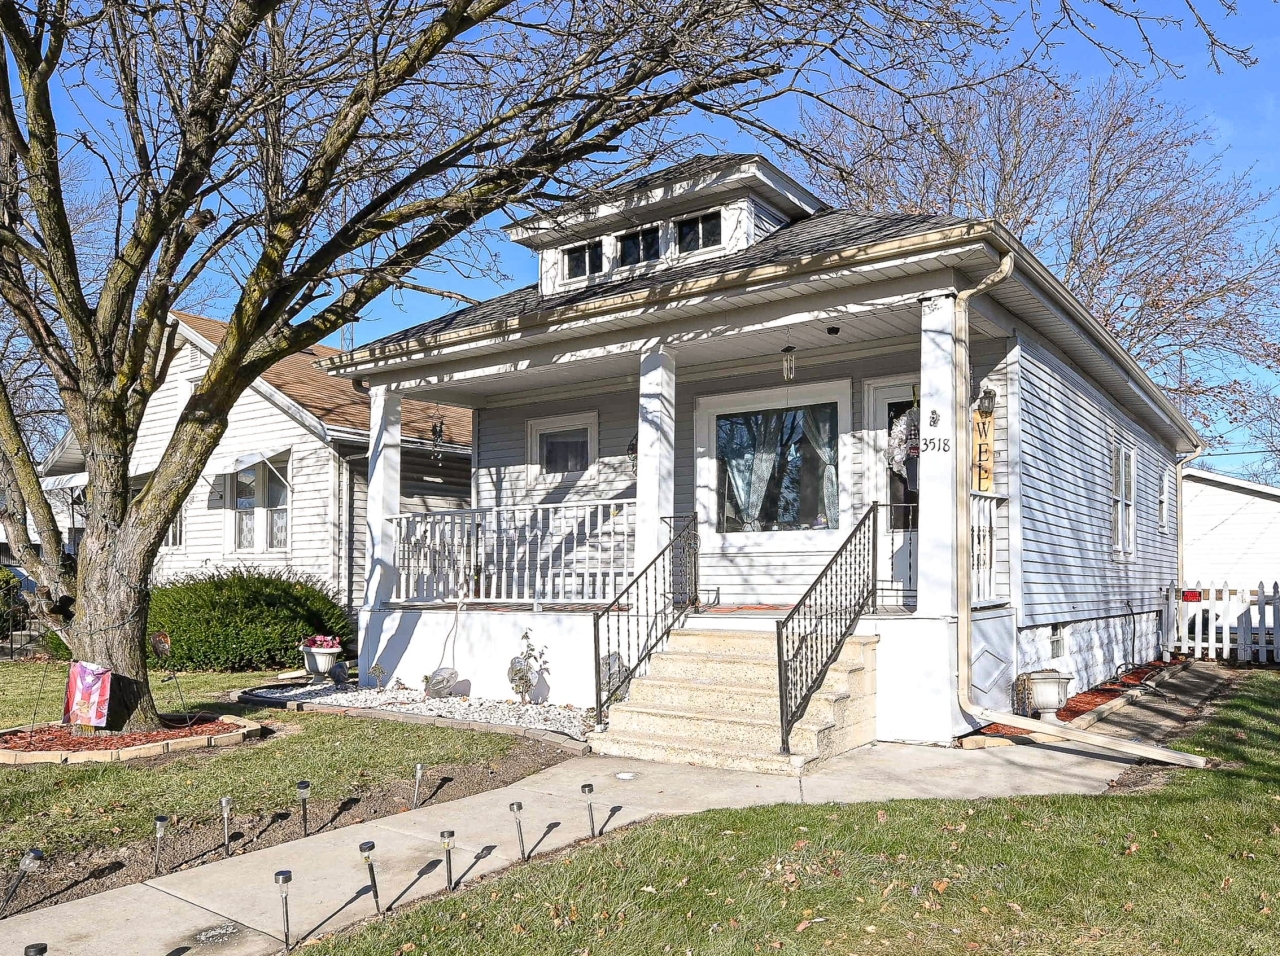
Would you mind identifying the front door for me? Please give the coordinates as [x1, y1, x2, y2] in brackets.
[867, 382, 919, 608]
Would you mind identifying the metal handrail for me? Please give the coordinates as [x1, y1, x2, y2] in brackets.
[592, 515, 699, 727]
[775, 504, 877, 755]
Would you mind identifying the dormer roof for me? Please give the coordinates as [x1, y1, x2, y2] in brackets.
[503, 153, 825, 249]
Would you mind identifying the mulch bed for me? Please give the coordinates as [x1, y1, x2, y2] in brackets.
[0, 715, 242, 752]
[982, 659, 1175, 736]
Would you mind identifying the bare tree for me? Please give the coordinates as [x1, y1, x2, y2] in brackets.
[0, 0, 1252, 728]
[797, 72, 1280, 433]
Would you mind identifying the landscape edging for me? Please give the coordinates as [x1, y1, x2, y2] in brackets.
[232, 685, 591, 756]
[0, 713, 263, 765]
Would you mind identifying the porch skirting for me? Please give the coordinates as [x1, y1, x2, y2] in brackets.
[358, 606, 601, 708]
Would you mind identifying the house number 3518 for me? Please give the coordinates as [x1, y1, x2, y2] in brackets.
[920, 437, 950, 452]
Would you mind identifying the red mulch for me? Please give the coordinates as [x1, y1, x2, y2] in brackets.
[981, 659, 1174, 737]
[0, 715, 241, 752]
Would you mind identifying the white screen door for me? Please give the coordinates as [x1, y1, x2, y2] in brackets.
[867, 382, 919, 609]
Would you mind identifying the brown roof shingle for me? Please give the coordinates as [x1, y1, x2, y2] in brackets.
[173, 312, 471, 447]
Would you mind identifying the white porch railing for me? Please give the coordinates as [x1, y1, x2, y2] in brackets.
[392, 499, 636, 603]
[970, 492, 1001, 605]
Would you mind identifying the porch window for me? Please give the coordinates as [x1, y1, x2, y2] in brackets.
[618, 226, 659, 266]
[564, 239, 603, 279]
[676, 211, 721, 253]
[1111, 442, 1136, 558]
[528, 411, 598, 482]
[714, 401, 838, 533]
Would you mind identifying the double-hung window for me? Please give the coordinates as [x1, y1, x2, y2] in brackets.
[1158, 467, 1173, 533]
[617, 226, 659, 266]
[1111, 442, 1137, 558]
[163, 508, 185, 549]
[676, 210, 722, 253]
[233, 458, 289, 551]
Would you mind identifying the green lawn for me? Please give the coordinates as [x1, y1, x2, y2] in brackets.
[0, 662, 517, 861]
[315, 669, 1280, 956]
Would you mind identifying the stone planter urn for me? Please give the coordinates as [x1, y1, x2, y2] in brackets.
[1024, 670, 1073, 716]
[300, 644, 341, 682]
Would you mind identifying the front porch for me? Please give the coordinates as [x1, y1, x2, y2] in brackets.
[357, 269, 1019, 752]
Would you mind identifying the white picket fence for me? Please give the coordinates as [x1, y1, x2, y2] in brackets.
[1167, 581, 1280, 662]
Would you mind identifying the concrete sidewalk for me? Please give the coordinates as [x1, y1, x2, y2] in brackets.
[0, 664, 1223, 956]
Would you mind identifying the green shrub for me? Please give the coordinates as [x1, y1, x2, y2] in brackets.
[42, 627, 71, 660]
[146, 568, 353, 671]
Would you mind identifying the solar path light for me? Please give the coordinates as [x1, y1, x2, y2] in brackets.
[582, 783, 596, 838]
[153, 816, 170, 876]
[359, 841, 382, 916]
[0, 848, 43, 919]
[509, 802, 527, 861]
[220, 796, 233, 857]
[440, 830, 455, 892]
[275, 870, 293, 951]
[297, 781, 311, 836]
[413, 763, 424, 809]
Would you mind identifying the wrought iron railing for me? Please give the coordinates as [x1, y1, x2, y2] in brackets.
[875, 502, 917, 608]
[775, 505, 877, 755]
[592, 515, 699, 726]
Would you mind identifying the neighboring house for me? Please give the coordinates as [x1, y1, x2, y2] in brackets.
[323, 154, 1200, 771]
[38, 313, 471, 611]
[1182, 467, 1280, 584]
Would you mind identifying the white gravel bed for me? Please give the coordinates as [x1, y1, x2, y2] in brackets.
[252, 683, 592, 740]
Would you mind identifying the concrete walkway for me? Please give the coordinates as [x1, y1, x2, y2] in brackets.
[0, 664, 1224, 956]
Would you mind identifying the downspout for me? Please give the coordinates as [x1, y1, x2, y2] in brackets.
[952, 253, 1206, 770]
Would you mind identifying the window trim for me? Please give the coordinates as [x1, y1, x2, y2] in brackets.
[1111, 441, 1137, 560]
[229, 457, 291, 554]
[675, 208, 723, 255]
[616, 225, 661, 267]
[526, 411, 599, 485]
[1158, 466, 1173, 534]
[563, 239, 604, 280]
[695, 380, 853, 550]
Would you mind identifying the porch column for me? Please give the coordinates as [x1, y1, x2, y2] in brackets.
[634, 347, 676, 569]
[365, 384, 402, 609]
[916, 294, 959, 618]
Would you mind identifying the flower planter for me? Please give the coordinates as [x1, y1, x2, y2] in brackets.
[1024, 670, 1073, 716]
[300, 645, 341, 682]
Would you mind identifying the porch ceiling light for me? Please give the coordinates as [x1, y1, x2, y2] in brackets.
[780, 345, 796, 353]
[977, 387, 997, 417]
[826, 326, 840, 335]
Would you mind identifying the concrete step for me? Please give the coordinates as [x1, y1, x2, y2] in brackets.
[625, 674, 866, 726]
[607, 701, 833, 753]
[587, 726, 817, 776]
[646, 650, 781, 686]
[666, 628, 778, 658]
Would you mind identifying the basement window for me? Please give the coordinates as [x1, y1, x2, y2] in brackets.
[618, 226, 660, 266]
[564, 240, 604, 279]
[1050, 623, 1065, 659]
[676, 210, 722, 254]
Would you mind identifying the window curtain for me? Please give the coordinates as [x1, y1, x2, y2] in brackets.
[724, 412, 784, 531]
[801, 407, 839, 525]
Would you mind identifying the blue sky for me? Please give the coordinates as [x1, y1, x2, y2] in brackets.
[337, 3, 1280, 474]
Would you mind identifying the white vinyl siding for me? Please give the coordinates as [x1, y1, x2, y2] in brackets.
[1015, 336, 1178, 627]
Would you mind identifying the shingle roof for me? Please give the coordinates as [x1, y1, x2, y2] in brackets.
[372, 208, 967, 349]
[174, 312, 471, 447]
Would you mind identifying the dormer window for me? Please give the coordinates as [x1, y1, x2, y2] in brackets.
[618, 225, 660, 266]
[565, 240, 604, 279]
[676, 210, 722, 253]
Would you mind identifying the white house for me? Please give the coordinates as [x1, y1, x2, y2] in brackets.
[322, 154, 1201, 772]
[1182, 467, 1280, 584]
[37, 313, 472, 611]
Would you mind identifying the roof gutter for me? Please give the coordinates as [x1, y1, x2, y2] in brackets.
[952, 253, 1206, 770]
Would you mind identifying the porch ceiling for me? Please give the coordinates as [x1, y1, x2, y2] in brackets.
[394, 300, 990, 406]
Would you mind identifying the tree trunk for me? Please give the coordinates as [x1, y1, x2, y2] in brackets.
[68, 532, 160, 732]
